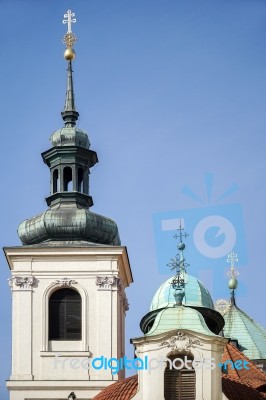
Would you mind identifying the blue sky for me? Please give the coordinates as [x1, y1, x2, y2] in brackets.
[1, 0, 266, 397]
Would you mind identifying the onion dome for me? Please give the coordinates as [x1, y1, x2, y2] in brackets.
[50, 127, 90, 149]
[17, 16, 120, 247]
[18, 209, 120, 246]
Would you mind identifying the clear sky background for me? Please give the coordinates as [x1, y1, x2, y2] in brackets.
[1, 0, 266, 398]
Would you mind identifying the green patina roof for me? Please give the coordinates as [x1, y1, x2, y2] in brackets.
[18, 208, 120, 246]
[50, 127, 90, 149]
[223, 305, 266, 360]
[146, 306, 216, 337]
[150, 274, 214, 311]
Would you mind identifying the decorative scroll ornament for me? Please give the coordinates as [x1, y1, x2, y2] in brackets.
[215, 299, 231, 315]
[96, 276, 121, 290]
[53, 278, 77, 287]
[9, 276, 35, 290]
[159, 332, 203, 352]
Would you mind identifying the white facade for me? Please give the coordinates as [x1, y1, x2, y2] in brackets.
[131, 329, 228, 400]
[5, 245, 132, 400]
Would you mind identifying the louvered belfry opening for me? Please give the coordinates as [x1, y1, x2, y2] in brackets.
[164, 354, 196, 400]
[49, 288, 81, 340]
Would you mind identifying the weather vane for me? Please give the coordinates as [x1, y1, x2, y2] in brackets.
[62, 10, 77, 60]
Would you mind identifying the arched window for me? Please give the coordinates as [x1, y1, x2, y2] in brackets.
[63, 167, 73, 191]
[164, 354, 195, 400]
[49, 288, 81, 340]
[53, 169, 59, 193]
[77, 168, 84, 192]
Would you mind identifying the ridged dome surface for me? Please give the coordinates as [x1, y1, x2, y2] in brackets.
[146, 306, 216, 336]
[50, 127, 90, 149]
[223, 305, 266, 360]
[18, 208, 120, 246]
[150, 274, 214, 311]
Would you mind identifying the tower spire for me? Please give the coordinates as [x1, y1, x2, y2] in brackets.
[17, 9, 122, 247]
[61, 10, 79, 127]
[227, 251, 239, 305]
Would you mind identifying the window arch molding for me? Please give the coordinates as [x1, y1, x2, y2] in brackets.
[42, 281, 88, 352]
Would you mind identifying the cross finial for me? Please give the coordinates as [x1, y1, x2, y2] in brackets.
[227, 251, 239, 279]
[167, 224, 190, 306]
[173, 221, 189, 243]
[62, 10, 77, 49]
[227, 251, 238, 269]
[227, 251, 239, 278]
[63, 10, 76, 33]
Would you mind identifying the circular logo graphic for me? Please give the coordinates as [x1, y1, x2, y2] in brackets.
[193, 215, 236, 259]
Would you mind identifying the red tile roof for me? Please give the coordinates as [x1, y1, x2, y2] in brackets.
[222, 376, 266, 400]
[93, 375, 138, 400]
[222, 343, 266, 390]
[93, 345, 266, 400]
[93, 374, 266, 400]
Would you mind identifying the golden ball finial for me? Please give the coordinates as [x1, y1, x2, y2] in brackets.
[64, 47, 76, 61]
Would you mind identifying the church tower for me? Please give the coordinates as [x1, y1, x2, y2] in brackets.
[4, 10, 133, 400]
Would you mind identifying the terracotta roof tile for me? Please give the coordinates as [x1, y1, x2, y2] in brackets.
[222, 376, 266, 400]
[93, 375, 138, 400]
[92, 348, 266, 400]
[222, 343, 266, 389]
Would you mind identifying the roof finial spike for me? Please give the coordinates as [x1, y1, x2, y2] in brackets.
[167, 221, 190, 306]
[61, 10, 79, 127]
[173, 220, 189, 271]
[226, 251, 239, 306]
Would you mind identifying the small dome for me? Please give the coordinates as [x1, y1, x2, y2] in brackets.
[150, 274, 214, 311]
[50, 127, 90, 149]
[146, 306, 216, 337]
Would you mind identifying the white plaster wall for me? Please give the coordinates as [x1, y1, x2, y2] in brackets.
[5, 246, 132, 400]
[131, 329, 227, 400]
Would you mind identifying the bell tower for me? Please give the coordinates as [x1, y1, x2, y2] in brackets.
[4, 10, 133, 400]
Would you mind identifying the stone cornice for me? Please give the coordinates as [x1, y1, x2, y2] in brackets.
[131, 328, 228, 347]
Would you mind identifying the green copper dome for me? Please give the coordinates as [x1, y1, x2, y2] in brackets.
[146, 306, 216, 337]
[18, 208, 120, 246]
[150, 274, 214, 311]
[50, 127, 90, 149]
[223, 304, 266, 360]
